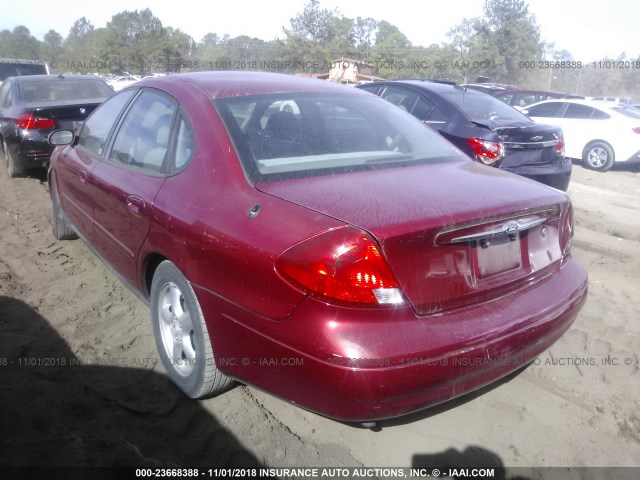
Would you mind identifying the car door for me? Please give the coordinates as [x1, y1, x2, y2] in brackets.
[557, 103, 612, 159]
[55, 90, 136, 240]
[88, 89, 176, 286]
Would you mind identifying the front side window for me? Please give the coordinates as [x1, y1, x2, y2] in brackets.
[109, 90, 176, 172]
[215, 92, 465, 182]
[78, 90, 135, 155]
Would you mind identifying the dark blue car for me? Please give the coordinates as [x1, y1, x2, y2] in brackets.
[357, 80, 572, 191]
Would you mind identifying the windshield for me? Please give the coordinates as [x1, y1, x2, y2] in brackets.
[215, 92, 465, 182]
[442, 89, 531, 124]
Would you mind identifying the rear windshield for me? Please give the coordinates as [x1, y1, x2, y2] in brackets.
[215, 92, 465, 182]
[613, 106, 640, 119]
[0, 60, 48, 82]
[442, 89, 531, 124]
[19, 79, 113, 103]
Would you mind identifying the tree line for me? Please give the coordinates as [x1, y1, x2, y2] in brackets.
[1, 0, 637, 98]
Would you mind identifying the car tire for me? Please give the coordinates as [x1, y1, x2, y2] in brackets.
[2, 141, 23, 178]
[583, 142, 615, 172]
[50, 175, 78, 240]
[151, 261, 233, 398]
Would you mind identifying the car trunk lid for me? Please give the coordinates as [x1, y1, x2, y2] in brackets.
[258, 161, 572, 314]
[496, 123, 564, 167]
[25, 102, 103, 132]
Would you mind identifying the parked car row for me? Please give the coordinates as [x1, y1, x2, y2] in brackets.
[357, 80, 572, 190]
[462, 83, 584, 108]
[361, 80, 639, 174]
[39, 72, 587, 422]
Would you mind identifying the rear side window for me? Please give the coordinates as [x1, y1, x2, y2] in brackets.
[494, 93, 514, 104]
[356, 84, 381, 95]
[173, 116, 194, 171]
[381, 86, 419, 113]
[563, 103, 598, 119]
[78, 90, 135, 155]
[109, 91, 176, 173]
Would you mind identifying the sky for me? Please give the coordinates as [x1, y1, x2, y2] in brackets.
[1, 0, 638, 63]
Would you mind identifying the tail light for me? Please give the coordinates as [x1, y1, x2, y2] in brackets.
[555, 136, 565, 157]
[16, 113, 56, 130]
[560, 202, 574, 259]
[276, 227, 403, 305]
[466, 138, 504, 165]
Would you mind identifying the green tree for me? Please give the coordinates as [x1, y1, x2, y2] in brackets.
[99, 9, 166, 74]
[480, 0, 545, 85]
[282, 0, 355, 71]
[0, 26, 41, 59]
[41, 30, 63, 62]
[371, 20, 411, 79]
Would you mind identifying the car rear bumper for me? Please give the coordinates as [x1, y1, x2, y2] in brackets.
[196, 256, 587, 422]
[502, 158, 572, 191]
[6, 133, 53, 170]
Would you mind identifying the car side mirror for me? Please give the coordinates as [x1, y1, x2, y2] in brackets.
[520, 109, 530, 116]
[48, 130, 75, 146]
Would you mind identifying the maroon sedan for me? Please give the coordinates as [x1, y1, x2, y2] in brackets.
[48, 72, 587, 422]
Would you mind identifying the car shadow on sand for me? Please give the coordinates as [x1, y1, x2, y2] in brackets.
[0, 295, 263, 472]
[412, 446, 531, 480]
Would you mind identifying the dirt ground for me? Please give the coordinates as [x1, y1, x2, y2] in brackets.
[0, 161, 639, 476]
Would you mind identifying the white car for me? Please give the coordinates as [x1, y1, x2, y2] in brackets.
[106, 75, 140, 92]
[526, 99, 640, 171]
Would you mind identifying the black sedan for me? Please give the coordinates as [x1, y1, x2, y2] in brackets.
[357, 81, 572, 191]
[0, 74, 113, 177]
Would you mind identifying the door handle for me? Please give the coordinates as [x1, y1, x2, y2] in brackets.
[126, 195, 145, 216]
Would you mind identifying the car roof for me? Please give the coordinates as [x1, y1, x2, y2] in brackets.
[364, 79, 487, 96]
[12, 74, 102, 84]
[527, 98, 630, 109]
[135, 71, 368, 99]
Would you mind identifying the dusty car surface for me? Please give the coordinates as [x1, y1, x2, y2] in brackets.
[48, 72, 588, 422]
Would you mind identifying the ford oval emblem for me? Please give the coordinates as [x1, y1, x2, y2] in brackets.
[503, 221, 520, 234]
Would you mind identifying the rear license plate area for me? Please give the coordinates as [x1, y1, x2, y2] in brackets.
[474, 235, 522, 279]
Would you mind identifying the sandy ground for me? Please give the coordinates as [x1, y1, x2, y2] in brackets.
[0, 161, 639, 477]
